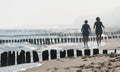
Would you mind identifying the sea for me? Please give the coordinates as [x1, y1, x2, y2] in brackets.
[0, 29, 118, 72]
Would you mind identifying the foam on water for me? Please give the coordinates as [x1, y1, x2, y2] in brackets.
[40, 41, 106, 51]
[0, 42, 46, 53]
[0, 41, 106, 72]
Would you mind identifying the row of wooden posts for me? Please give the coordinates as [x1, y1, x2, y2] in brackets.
[0, 48, 114, 67]
[0, 35, 120, 45]
[0, 35, 119, 67]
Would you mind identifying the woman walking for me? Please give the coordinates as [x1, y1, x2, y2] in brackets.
[93, 17, 105, 46]
[81, 20, 91, 47]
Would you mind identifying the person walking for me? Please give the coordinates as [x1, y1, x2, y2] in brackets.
[81, 20, 91, 47]
[93, 17, 105, 46]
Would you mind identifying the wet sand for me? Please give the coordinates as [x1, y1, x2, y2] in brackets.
[99, 39, 120, 50]
[21, 39, 120, 72]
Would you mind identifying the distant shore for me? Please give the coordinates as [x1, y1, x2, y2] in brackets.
[21, 39, 120, 72]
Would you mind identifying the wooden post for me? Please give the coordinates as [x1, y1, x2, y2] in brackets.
[60, 50, 66, 58]
[84, 49, 91, 56]
[33, 51, 39, 62]
[26, 51, 31, 63]
[50, 49, 57, 59]
[103, 50, 108, 54]
[1, 52, 8, 67]
[93, 49, 99, 55]
[76, 50, 82, 56]
[42, 50, 49, 61]
[67, 49, 74, 57]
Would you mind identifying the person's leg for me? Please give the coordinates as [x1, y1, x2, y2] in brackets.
[85, 36, 87, 47]
[99, 34, 102, 44]
[99, 30, 102, 45]
[83, 36, 85, 47]
[86, 36, 89, 47]
[96, 35, 99, 46]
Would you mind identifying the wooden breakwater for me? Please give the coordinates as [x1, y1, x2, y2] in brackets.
[0, 35, 120, 45]
[0, 48, 117, 67]
[0, 34, 120, 67]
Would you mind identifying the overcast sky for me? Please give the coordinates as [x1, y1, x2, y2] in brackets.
[0, 0, 120, 29]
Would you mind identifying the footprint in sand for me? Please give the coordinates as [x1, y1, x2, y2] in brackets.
[83, 59, 88, 61]
[64, 67, 70, 70]
[54, 67, 58, 70]
[46, 68, 50, 71]
[76, 70, 82, 72]
[79, 64, 85, 68]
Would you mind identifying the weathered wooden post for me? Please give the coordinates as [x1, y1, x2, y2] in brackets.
[1, 52, 8, 67]
[37, 39, 40, 45]
[57, 38, 60, 43]
[8, 51, 15, 66]
[0, 40, 2, 43]
[26, 51, 31, 63]
[84, 49, 91, 56]
[67, 49, 74, 57]
[50, 49, 57, 59]
[73, 38, 75, 42]
[76, 50, 82, 56]
[33, 51, 39, 62]
[108, 36, 111, 39]
[93, 49, 99, 55]
[42, 50, 49, 61]
[68, 38, 70, 43]
[61, 38, 64, 43]
[75, 37, 78, 42]
[60, 50, 66, 58]
[17, 50, 25, 64]
[45, 38, 50, 45]
[29, 39, 33, 44]
[39, 39, 42, 45]
[103, 50, 108, 54]
[64, 38, 67, 43]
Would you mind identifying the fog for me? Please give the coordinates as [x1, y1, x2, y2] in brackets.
[0, 0, 120, 29]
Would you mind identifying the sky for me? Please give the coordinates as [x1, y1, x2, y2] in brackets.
[0, 0, 120, 29]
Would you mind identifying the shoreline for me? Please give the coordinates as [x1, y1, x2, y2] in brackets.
[21, 54, 120, 72]
[20, 39, 120, 72]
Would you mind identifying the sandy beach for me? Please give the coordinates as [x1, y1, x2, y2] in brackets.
[99, 39, 120, 50]
[20, 39, 120, 72]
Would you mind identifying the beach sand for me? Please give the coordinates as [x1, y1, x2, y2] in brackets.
[21, 39, 120, 72]
[99, 39, 120, 50]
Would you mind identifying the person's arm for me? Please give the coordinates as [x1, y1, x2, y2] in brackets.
[93, 22, 96, 28]
[81, 25, 83, 32]
[89, 25, 91, 33]
[101, 22, 105, 28]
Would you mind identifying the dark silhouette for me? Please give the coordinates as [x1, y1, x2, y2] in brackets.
[60, 50, 66, 58]
[33, 51, 39, 62]
[1, 52, 8, 67]
[17, 50, 25, 64]
[84, 49, 91, 56]
[42, 50, 49, 61]
[93, 17, 104, 46]
[50, 49, 57, 59]
[76, 50, 82, 56]
[67, 49, 74, 57]
[81, 20, 91, 47]
[26, 51, 31, 63]
[8, 51, 15, 66]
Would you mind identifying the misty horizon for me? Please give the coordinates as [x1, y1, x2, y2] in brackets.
[0, 0, 120, 29]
